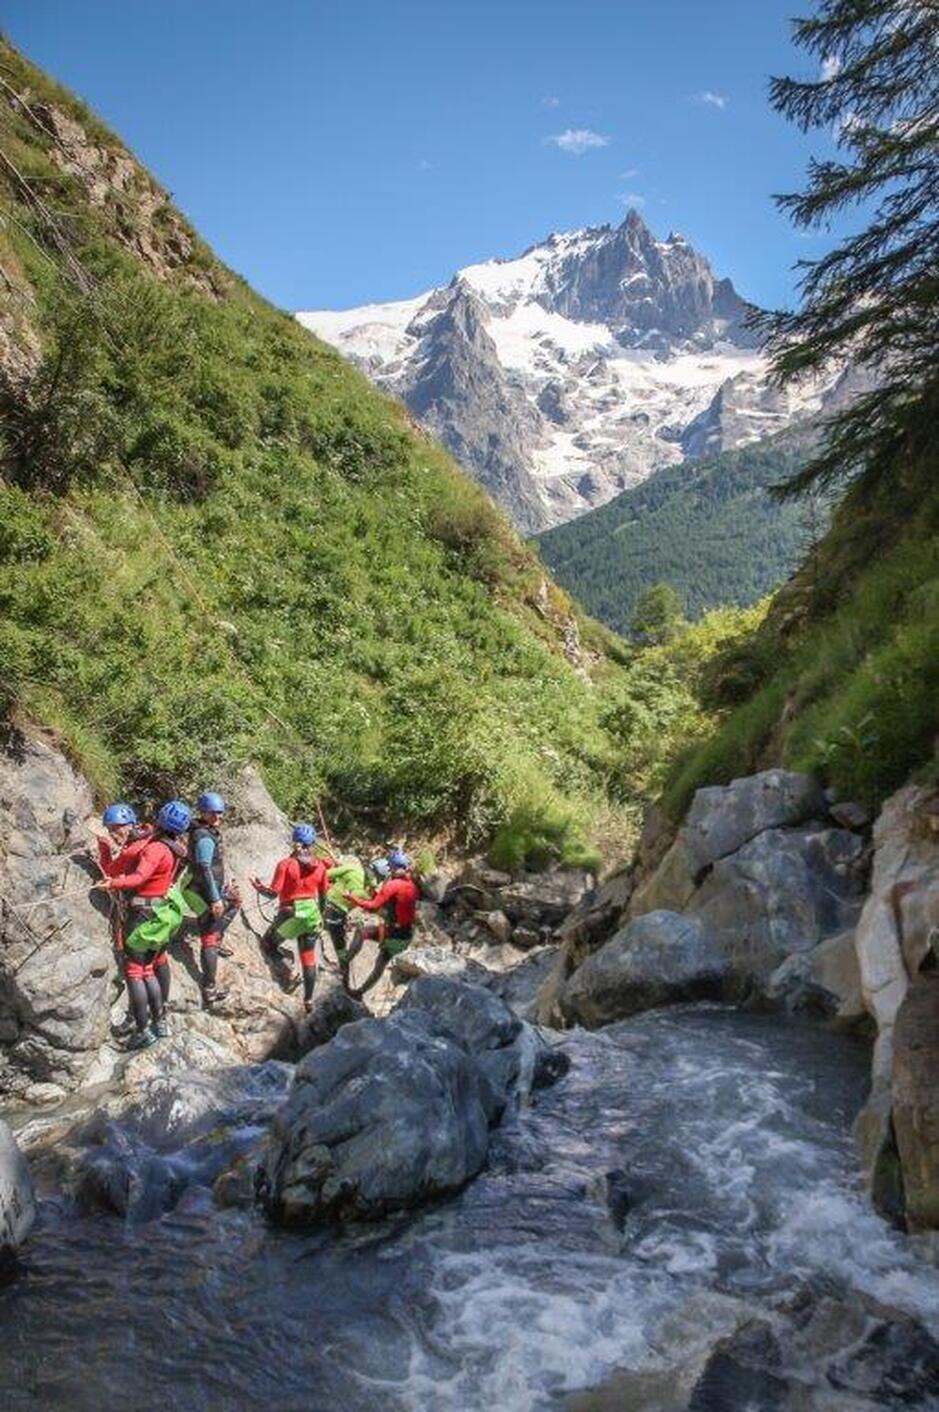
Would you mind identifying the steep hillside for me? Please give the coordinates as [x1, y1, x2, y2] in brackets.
[536, 430, 822, 631]
[299, 214, 852, 533]
[662, 452, 939, 818]
[0, 38, 632, 864]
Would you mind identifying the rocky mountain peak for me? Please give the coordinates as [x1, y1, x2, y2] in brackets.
[298, 216, 821, 532]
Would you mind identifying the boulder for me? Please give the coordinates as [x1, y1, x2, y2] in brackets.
[510, 924, 543, 950]
[852, 784, 939, 1192]
[0, 726, 113, 1096]
[689, 827, 867, 988]
[259, 978, 560, 1225]
[390, 944, 482, 984]
[829, 800, 871, 832]
[499, 869, 593, 927]
[482, 947, 559, 1021]
[259, 1011, 497, 1225]
[559, 911, 730, 1029]
[767, 929, 866, 1027]
[296, 973, 369, 1053]
[483, 909, 513, 944]
[0, 1118, 36, 1261]
[631, 770, 827, 916]
[891, 976, 939, 1232]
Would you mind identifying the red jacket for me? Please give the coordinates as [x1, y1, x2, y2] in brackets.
[108, 838, 178, 899]
[97, 826, 153, 879]
[260, 855, 328, 906]
[348, 877, 420, 929]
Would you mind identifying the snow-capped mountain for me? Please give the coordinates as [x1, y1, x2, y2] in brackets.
[298, 211, 842, 532]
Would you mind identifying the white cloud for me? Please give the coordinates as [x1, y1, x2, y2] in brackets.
[693, 90, 728, 110]
[619, 167, 639, 179]
[545, 128, 610, 155]
[619, 191, 646, 208]
[820, 55, 842, 81]
[541, 94, 561, 108]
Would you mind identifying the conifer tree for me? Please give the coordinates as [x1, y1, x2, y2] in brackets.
[764, 0, 939, 497]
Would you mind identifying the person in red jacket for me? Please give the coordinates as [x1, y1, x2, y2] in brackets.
[96, 799, 191, 1050]
[90, 803, 156, 1036]
[342, 849, 420, 999]
[250, 823, 329, 1007]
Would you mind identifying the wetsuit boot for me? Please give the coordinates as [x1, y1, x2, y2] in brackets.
[299, 943, 317, 1012]
[124, 957, 158, 1049]
[200, 935, 227, 1009]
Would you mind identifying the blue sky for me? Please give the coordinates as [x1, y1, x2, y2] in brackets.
[5, 1, 834, 313]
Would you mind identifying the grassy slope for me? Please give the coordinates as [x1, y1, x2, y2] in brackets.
[0, 38, 631, 863]
[662, 452, 939, 818]
[535, 434, 819, 631]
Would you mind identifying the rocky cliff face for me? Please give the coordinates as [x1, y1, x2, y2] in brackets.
[0, 726, 311, 1102]
[298, 214, 847, 532]
[537, 767, 939, 1233]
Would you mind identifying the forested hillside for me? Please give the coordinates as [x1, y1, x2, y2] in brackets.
[659, 0, 939, 821]
[536, 432, 819, 632]
[0, 38, 638, 866]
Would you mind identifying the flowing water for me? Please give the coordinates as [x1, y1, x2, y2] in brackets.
[2, 1005, 938, 1411]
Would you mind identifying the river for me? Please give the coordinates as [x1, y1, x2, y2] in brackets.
[2, 1005, 938, 1410]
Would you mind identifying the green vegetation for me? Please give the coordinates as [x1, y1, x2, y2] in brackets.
[0, 39, 638, 867]
[659, 1, 939, 823]
[662, 451, 939, 819]
[630, 583, 686, 647]
[536, 435, 820, 633]
[760, 0, 939, 500]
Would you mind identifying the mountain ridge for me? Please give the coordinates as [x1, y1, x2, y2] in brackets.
[298, 213, 844, 532]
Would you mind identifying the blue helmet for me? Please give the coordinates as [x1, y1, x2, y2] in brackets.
[197, 791, 226, 815]
[157, 799, 192, 835]
[369, 858, 391, 881]
[293, 823, 317, 847]
[102, 802, 137, 828]
[387, 850, 411, 872]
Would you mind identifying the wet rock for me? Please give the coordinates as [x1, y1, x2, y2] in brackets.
[0, 1118, 36, 1262]
[688, 1321, 787, 1411]
[767, 929, 866, 1027]
[826, 1317, 939, 1404]
[260, 1012, 497, 1225]
[55, 1062, 291, 1221]
[891, 975, 939, 1231]
[398, 975, 525, 1097]
[631, 769, 827, 915]
[297, 974, 368, 1053]
[559, 911, 729, 1028]
[260, 978, 559, 1226]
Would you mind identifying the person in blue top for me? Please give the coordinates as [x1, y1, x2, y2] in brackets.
[180, 791, 240, 1009]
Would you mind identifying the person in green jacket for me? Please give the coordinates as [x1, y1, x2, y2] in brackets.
[321, 853, 370, 973]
